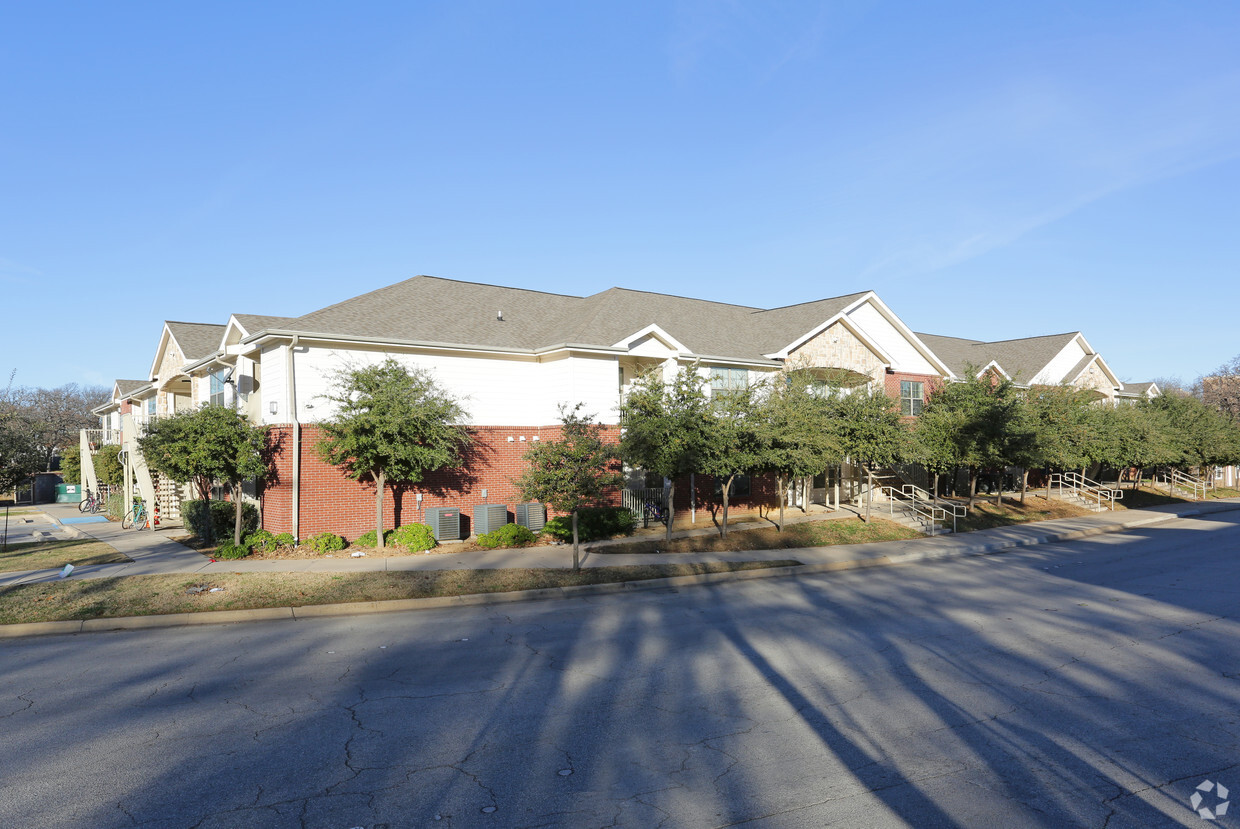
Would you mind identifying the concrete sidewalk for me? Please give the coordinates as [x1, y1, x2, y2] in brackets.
[5, 498, 1239, 587]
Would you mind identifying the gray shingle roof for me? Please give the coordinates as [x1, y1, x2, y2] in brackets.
[114, 379, 147, 396]
[281, 276, 872, 363]
[916, 331, 1081, 384]
[233, 314, 296, 335]
[166, 321, 227, 361]
[1120, 381, 1157, 395]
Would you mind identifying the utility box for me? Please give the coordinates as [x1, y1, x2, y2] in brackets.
[515, 502, 545, 532]
[473, 503, 508, 535]
[55, 484, 80, 503]
[424, 507, 462, 542]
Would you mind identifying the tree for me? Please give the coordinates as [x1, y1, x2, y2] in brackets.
[59, 443, 82, 484]
[756, 370, 840, 531]
[93, 444, 124, 488]
[1103, 401, 1173, 490]
[1201, 353, 1240, 421]
[698, 378, 766, 537]
[918, 372, 1019, 508]
[1, 373, 42, 495]
[317, 359, 470, 551]
[141, 406, 268, 544]
[909, 401, 964, 501]
[14, 383, 109, 471]
[830, 387, 907, 521]
[1011, 385, 1096, 502]
[514, 404, 622, 571]
[619, 366, 714, 543]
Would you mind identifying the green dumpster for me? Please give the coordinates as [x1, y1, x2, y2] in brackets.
[55, 483, 81, 503]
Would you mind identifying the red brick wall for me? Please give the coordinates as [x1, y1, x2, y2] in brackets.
[884, 371, 943, 420]
[261, 422, 622, 541]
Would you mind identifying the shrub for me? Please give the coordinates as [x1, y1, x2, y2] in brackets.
[214, 540, 251, 560]
[542, 506, 637, 543]
[307, 532, 346, 554]
[476, 522, 537, 549]
[105, 492, 127, 520]
[391, 523, 436, 551]
[244, 529, 279, 553]
[275, 532, 295, 547]
[181, 499, 259, 542]
[354, 529, 392, 548]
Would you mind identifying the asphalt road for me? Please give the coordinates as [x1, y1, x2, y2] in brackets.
[3, 512, 1239, 829]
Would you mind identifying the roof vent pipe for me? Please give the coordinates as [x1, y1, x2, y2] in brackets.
[497, 310, 503, 321]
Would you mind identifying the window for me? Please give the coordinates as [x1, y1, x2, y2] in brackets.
[900, 381, 924, 416]
[209, 370, 228, 407]
[710, 367, 748, 396]
[714, 475, 751, 498]
[146, 397, 156, 416]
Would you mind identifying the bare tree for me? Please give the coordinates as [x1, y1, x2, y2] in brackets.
[1201, 354, 1240, 421]
[15, 383, 110, 471]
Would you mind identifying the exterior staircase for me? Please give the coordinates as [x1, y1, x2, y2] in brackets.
[874, 483, 965, 535]
[1046, 472, 1122, 512]
[1158, 469, 1214, 500]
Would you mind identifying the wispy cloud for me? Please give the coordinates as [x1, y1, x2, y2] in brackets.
[0, 257, 42, 284]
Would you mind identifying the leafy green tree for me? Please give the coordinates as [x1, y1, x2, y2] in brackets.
[619, 366, 714, 542]
[1151, 393, 1240, 474]
[757, 370, 841, 531]
[698, 378, 766, 537]
[141, 406, 269, 544]
[316, 359, 470, 551]
[1011, 385, 1096, 501]
[1104, 401, 1173, 490]
[59, 443, 82, 484]
[514, 404, 622, 571]
[918, 372, 1019, 507]
[830, 387, 908, 521]
[909, 402, 963, 501]
[93, 444, 124, 488]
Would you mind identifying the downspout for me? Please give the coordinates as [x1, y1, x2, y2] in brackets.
[286, 336, 300, 542]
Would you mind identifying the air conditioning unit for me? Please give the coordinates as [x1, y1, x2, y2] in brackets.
[424, 507, 462, 542]
[515, 502, 545, 532]
[473, 503, 508, 535]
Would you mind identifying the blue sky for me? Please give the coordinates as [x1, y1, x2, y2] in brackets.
[3, 1, 1238, 390]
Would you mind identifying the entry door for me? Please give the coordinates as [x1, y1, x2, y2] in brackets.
[811, 472, 827, 505]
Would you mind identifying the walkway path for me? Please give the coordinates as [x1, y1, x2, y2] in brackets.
[4, 499, 1238, 587]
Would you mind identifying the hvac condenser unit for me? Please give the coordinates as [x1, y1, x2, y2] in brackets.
[515, 502, 545, 532]
[473, 503, 509, 536]
[424, 507, 462, 542]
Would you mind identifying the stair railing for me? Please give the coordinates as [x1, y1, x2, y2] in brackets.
[1047, 472, 1122, 511]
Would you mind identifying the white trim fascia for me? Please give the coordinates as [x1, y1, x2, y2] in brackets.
[240, 330, 627, 361]
[675, 354, 781, 369]
[1091, 354, 1122, 388]
[765, 292, 873, 358]
[610, 323, 689, 353]
[863, 293, 958, 379]
[147, 324, 175, 382]
[765, 311, 895, 369]
[976, 360, 1012, 381]
[217, 316, 250, 353]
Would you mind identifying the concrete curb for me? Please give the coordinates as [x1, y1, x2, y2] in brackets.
[3, 501, 1237, 639]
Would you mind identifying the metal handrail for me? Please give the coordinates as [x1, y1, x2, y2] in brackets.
[1160, 469, 1214, 500]
[1047, 472, 1123, 511]
[878, 485, 951, 535]
[898, 484, 967, 527]
[83, 428, 123, 449]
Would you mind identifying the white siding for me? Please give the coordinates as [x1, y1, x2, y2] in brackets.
[846, 302, 939, 375]
[1033, 338, 1087, 385]
[260, 344, 287, 425]
[284, 345, 621, 426]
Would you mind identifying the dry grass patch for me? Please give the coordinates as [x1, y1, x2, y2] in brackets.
[0, 560, 801, 625]
[953, 496, 1092, 533]
[0, 538, 129, 573]
[596, 517, 921, 554]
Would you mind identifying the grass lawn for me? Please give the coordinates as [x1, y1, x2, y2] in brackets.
[595, 517, 922, 554]
[0, 538, 130, 573]
[1109, 484, 1240, 510]
[949, 496, 1092, 533]
[0, 560, 801, 625]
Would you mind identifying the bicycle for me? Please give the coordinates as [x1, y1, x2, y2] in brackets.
[79, 488, 99, 513]
[122, 500, 149, 530]
[643, 500, 667, 525]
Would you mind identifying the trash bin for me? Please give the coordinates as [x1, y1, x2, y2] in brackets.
[55, 483, 81, 503]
